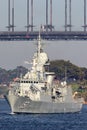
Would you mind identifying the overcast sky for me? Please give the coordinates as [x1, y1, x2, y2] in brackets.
[0, 0, 87, 70]
[0, 40, 87, 70]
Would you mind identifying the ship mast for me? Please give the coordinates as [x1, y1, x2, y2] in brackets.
[37, 32, 42, 56]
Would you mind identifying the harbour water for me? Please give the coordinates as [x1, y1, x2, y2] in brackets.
[0, 99, 87, 130]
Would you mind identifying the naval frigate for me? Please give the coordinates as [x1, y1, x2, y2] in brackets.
[5, 34, 83, 113]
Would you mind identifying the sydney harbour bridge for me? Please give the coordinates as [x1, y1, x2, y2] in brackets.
[0, 0, 87, 41]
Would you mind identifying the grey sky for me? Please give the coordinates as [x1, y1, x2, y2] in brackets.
[0, 0, 87, 70]
[0, 41, 87, 70]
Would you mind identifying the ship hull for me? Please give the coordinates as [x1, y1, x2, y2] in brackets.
[5, 94, 83, 113]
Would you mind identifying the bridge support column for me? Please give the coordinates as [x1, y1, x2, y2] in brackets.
[12, 0, 14, 32]
[27, 0, 29, 32]
[84, 0, 86, 32]
[69, 0, 71, 31]
[50, 0, 52, 31]
[31, 0, 33, 32]
[8, 0, 10, 32]
[65, 0, 67, 32]
[46, 0, 48, 32]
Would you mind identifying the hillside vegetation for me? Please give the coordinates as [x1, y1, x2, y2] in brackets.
[50, 60, 87, 81]
[0, 66, 27, 84]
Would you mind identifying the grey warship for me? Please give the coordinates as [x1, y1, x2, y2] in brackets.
[5, 34, 83, 113]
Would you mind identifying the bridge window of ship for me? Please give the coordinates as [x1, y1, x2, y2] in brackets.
[25, 81, 28, 83]
[33, 81, 38, 83]
[21, 81, 23, 83]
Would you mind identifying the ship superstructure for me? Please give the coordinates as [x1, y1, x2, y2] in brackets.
[5, 34, 83, 113]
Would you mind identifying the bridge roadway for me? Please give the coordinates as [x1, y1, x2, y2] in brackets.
[0, 31, 87, 41]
